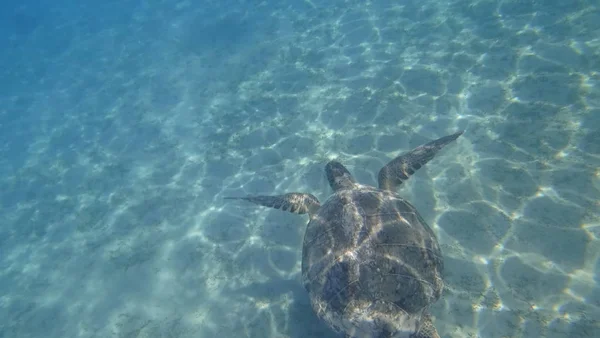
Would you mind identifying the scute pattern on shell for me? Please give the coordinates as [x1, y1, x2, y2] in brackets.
[301, 185, 444, 337]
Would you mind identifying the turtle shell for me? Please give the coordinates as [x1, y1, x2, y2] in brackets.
[301, 185, 444, 337]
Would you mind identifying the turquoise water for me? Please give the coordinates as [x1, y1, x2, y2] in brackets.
[1, 0, 599, 337]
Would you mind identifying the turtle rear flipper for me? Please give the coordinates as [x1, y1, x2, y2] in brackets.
[378, 131, 463, 192]
[225, 193, 321, 216]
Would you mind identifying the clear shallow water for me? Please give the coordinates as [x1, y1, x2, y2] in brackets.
[0, 0, 599, 337]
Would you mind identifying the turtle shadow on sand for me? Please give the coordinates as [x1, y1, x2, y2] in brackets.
[226, 131, 464, 338]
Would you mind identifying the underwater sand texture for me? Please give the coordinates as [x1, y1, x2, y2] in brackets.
[0, 0, 599, 337]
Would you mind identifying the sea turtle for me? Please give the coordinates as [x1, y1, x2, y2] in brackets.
[226, 131, 463, 338]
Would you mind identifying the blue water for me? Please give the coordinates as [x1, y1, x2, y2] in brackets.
[1, 0, 599, 337]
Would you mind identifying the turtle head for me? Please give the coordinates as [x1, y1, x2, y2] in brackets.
[325, 160, 356, 192]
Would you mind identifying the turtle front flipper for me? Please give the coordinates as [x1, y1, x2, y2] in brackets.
[378, 131, 463, 192]
[225, 193, 321, 216]
[410, 313, 440, 338]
